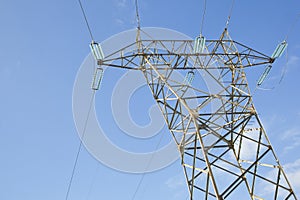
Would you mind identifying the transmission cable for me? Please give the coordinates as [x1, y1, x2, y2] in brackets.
[65, 1, 97, 199]
[135, 0, 141, 30]
[200, 0, 207, 35]
[131, 127, 167, 199]
[135, 0, 142, 47]
[277, 13, 300, 84]
[285, 13, 300, 41]
[225, 0, 235, 29]
[78, 0, 94, 41]
[65, 90, 96, 200]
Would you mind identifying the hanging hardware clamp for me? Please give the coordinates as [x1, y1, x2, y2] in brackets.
[193, 35, 206, 54]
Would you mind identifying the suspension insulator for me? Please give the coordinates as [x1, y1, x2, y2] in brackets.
[90, 41, 105, 60]
[271, 41, 287, 59]
[257, 65, 272, 86]
[193, 36, 206, 54]
[92, 67, 104, 90]
[184, 71, 195, 85]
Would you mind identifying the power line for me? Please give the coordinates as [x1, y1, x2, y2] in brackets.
[135, 0, 141, 30]
[200, 0, 207, 35]
[78, 0, 94, 41]
[278, 44, 289, 84]
[65, 90, 96, 200]
[274, 13, 300, 85]
[131, 129, 166, 200]
[285, 13, 300, 41]
[225, 0, 235, 29]
[64, 1, 98, 199]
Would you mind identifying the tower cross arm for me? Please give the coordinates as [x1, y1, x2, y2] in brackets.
[97, 39, 274, 70]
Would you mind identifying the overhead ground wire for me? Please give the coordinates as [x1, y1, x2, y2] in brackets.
[200, 0, 207, 35]
[225, 0, 235, 29]
[135, 0, 141, 30]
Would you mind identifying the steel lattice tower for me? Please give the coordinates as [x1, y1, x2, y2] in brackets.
[94, 29, 297, 199]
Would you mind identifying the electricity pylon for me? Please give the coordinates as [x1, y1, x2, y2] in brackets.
[94, 29, 297, 199]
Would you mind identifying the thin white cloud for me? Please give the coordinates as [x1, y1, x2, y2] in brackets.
[286, 55, 300, 70]
[165, 174, 185, 189]
[281, 127, 300, 140]
[281, 127, 300, 153]
[234, 137, 258, 160]
[115, 18, 125, 25]
[260, 114, 285, 135]
[116, 0, 127, 8]
[165, 174, 188, 199]
[232, 123, 261, 161]
[283, 159, 300, 197]
[258, 159, 300, 198]
[113, 0, 136, 27]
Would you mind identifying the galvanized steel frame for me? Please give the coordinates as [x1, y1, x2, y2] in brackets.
[97, 29, 297, 199]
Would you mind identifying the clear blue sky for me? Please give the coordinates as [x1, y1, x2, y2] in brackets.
[0, 0, 299, 199]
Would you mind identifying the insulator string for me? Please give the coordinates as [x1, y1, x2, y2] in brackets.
[256, 13, 300, 91]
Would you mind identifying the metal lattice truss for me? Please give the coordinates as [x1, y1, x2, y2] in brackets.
[98, 29, 297, 199]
